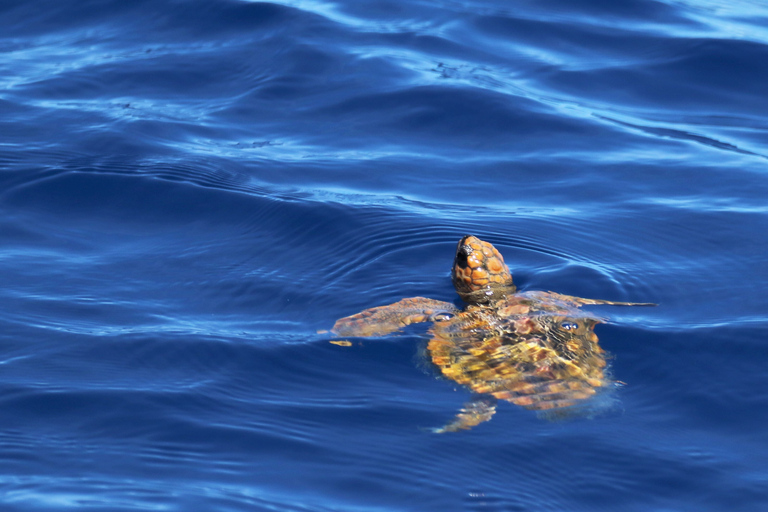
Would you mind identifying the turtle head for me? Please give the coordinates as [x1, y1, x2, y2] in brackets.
[452, 235, 515, 304]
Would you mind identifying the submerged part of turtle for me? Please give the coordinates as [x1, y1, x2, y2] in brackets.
[331, 235, 655, 432]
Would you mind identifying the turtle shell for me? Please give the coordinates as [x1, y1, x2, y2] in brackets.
[426, 292, 608, 411]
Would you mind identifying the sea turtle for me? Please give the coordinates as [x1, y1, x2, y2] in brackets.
[331, 235, 655, 432]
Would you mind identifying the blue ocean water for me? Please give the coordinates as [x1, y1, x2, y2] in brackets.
[2, 0, 768, 510]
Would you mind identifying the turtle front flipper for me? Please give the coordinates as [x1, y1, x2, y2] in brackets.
[565, 296, 657, 307]
[530, 291, 657, 308]
[433, 396, 497, 433]
[331, 297, 458, 337]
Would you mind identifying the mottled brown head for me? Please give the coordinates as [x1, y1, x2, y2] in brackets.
[451, 235, 515, 304]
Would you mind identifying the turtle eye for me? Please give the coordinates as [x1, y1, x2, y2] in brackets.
[560, 321, 578, 331]
[455, 245, 471, 269]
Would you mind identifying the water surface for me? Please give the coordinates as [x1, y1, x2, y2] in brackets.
[1, 0, 767, 510]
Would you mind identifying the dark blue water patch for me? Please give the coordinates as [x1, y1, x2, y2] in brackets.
[0, 0, 297, 39]
[472, 12, 692, 61]
[614, 324, 768, 431]
[596, 115, 768, 159]
[537, 36, 768, 115]
[5, 7, 766, 169]
[0, 322, 765, 511]
[1, 172, 359, 332]
[495, 0, 686, 22]
[311, 85, 612, 148]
